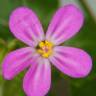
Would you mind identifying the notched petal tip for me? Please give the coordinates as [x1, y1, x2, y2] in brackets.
[2, 55, 13, 80]
[79, 53, 92, 78]
[2, 71, 13, 80]
[9, 7, 30, 22]
[9, 7, 32, 36]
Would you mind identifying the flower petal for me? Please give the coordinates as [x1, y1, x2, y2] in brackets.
[2, 47, 36, 80]
[49, 46, 92, 78]
[9, 7, 44, 47]
[46, 4, 84, 45]
[23, 58, 51, 96]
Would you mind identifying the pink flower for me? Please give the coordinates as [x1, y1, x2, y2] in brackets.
[2, 4, 92, 96]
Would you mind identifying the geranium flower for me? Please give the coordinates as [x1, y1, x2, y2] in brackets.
[2, 4, 92, 96]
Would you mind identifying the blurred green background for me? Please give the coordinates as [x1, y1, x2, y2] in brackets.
[0, 0, 96, 96]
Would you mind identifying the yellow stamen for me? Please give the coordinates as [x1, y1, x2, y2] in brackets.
[37, 40, 53, 58]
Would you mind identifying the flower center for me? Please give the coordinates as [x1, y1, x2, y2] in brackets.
[36, 40, 53, 58]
